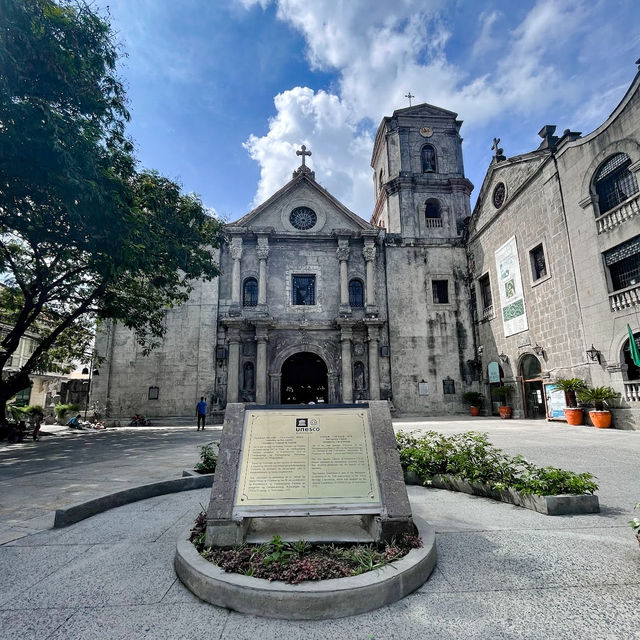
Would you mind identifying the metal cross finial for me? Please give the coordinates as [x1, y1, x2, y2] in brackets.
[405, 91, 415, 107]
[492, 137, 504, 159]
[492, 137, 501, 153]
[296, 144, 312, 167]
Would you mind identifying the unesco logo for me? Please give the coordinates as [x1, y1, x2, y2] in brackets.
[295, 418, 320, 432]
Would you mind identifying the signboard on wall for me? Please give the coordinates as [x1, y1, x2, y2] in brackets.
[544, 383, 566, 421]
[488, 361, 500, 383]
[495, 236, 528, 337]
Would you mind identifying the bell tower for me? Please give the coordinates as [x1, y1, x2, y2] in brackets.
[370, 102, 477, 414]
[370, 103, 473, 242]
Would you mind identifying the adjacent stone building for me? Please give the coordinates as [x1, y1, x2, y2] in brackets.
[468, 67, 640, 428]
[92, 65, 640, 428]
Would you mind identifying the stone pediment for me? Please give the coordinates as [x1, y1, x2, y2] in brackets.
[392, 102, 458, 120]
[229, 171, 375, 236]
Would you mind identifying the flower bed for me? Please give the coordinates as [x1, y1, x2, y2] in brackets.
[189, 512, 422, 584]
[397, 431, 599, 514]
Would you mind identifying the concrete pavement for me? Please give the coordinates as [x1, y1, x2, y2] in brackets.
[1, 417, 639, 638]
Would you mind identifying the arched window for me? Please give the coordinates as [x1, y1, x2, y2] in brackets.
[421, 145, 436, 173]
[425, 198, 442, 228]
[521, 354, 542, 379]
[623, 331, 640, 380]
[349, 279, 364, 307]
[242, 278, 258, 307]
[595, 153, 638, 215]
[378, 169, 384, 192]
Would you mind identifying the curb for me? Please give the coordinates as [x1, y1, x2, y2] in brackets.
[405, 472, 599, 515]
[53, 474, 215, 528]
[174, 515, 437, 620]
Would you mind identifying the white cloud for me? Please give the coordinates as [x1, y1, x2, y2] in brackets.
[240, 0, 637, 214]
[243, 88, 372, 216]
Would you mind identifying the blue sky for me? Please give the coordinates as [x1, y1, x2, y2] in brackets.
[98, 0, 640, 221]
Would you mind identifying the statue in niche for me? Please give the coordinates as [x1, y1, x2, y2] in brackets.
[353, 361, 366, 391]
[243, 362, 255, 390]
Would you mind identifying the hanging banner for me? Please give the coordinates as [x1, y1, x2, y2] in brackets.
[488, 361, 500, 383]
[495, 236, 528, 337]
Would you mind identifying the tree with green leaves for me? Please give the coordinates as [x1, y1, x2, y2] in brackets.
[0, 0, 223, 418]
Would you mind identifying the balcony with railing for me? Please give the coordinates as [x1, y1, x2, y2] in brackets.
[596, 191, 640, 234]
[609, 282, 640, 311]
[481, 305, 494, 322]
[623, 381, 640, 403]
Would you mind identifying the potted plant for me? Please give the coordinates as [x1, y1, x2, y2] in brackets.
[577, 386, 621, 428]
[462, 391, 485, 416]
[630, 503, 640, 548]
[553, 378, 587, 425]
[491, 385, 514, 419]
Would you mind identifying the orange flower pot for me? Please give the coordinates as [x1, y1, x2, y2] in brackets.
[563, 407, 583, 426]
[498, 406, 512, 419]
[589, 410, 612, 429]
[470, 406, 480, 416]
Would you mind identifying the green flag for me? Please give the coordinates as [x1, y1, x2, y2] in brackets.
[628, 324, 640, 367]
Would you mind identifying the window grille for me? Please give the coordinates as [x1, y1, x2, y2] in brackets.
[243, 278, 258, 307]
[432, 279, 449, 304]
[292, 275, 316, 305]
[349, 279, 364, 307]
[530, 244, 547, 280]
[595, 153, 638, 214]
[605, 236, 640, 291]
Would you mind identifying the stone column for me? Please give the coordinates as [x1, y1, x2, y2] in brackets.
[226, 326, 241, 403]
[340, 326, 353, 403]
[366, 323, 381, 400]
[230, 237, 243, 314]
[255, 325, 269, 405]
[336, 243, 350, 315]
[363, 241, 378, 315]
[256, 235, 270, 309]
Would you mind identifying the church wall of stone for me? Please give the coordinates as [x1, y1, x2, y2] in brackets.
[92, 274, 219, 418]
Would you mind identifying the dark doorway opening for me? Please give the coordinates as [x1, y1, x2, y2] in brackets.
[520, 354, 545, 419]
[281, 353, 328, 404]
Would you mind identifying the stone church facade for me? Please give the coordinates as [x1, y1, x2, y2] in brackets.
[92, 64, 640, 428]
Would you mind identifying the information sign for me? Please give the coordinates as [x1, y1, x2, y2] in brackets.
[234, 408, 380, 510]
[544, 383, 566, 420]
[488, 361, 500, 383]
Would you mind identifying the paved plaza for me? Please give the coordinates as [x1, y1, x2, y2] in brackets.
[1, 417, 639, 639]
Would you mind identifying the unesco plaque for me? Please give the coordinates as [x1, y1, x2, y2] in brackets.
[234, 408, 380, 512]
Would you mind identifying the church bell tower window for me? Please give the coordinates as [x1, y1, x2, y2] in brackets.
[421, 145, 436, 173]
[243, 278, 258, 307]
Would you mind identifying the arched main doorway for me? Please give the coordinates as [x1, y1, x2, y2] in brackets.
[520, 354, 545, 419]
[280, 353, 329, 404]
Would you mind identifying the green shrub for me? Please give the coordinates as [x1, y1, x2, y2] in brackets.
[54, 403, 80, 419]
[195, 442, 218, 474]
[396, 430, 598, 496]
[461, 391, 484, 406]
[8, 404, 43, 421]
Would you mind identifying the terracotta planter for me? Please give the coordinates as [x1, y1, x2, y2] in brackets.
[469, 406, 480, 416]
[498, 406, 512, 419]
[589, 410, 612, 429]
[563, 407, 583, 426]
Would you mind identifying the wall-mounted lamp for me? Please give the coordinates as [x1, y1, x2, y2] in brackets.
[498, 352, 509, 363]
[586, 344, 601, 363]
[532, 343, 544, 356]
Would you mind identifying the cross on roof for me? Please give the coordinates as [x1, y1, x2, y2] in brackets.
[492, 137, 501, 153]
[296, 144, 312, 167]
[405, 92, 415, 107]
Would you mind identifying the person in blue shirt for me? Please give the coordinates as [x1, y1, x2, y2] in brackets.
[196, 397, 207, 431]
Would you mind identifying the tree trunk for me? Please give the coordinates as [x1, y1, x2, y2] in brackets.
[0, 370, 32, 422]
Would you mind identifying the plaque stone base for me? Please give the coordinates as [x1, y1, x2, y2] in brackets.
[205, 401, 414, 546]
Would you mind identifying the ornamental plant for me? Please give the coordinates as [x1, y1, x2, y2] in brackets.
[577, 386, 621, 411]
[553, 378, 588, 408]
[630, 503, 640, 543]
[396, 430, 598, 496]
